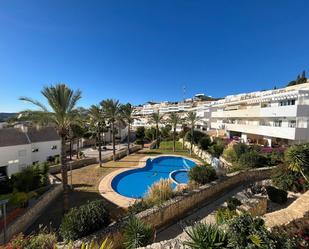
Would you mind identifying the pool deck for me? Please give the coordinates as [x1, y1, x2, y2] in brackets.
[98, 154, 202, 208]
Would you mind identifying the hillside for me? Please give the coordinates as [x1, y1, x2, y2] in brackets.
[0, 113, 17, 122]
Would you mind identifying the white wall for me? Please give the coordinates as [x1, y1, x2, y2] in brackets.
[31, 140, 61, 163]
[0, 144, 32, 177]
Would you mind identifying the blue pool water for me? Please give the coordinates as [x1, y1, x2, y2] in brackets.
[111, 156, 196, 198]
[170, 170, 189, 184]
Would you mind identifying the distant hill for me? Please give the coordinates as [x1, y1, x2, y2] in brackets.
[0, 113, 17, 122]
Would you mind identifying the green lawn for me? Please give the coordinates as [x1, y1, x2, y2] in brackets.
[158, 141, 184, 150]
[144, 140, 204, 162]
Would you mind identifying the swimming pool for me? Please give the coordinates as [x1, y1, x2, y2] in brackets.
[170, 170, 189, 184]
[111, 156, 197, 198]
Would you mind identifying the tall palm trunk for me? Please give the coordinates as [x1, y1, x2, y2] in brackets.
[60, 134, 69, 213]
[182, 127, 185, 150]
[98, 123, 102, 167]
[173, 126, 176, 152]
[190, 126, 194, 155]
[156, 123, 159, 149]
[112, 122, 116, 161]
[69, 139, 72, 160]
[127, 124, 131, 155]
[76, 138, 80, 159]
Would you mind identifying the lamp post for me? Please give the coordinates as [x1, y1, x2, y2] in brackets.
[0, 199, 8, 244]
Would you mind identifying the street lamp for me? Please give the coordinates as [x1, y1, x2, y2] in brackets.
[0, 199, 8, 244]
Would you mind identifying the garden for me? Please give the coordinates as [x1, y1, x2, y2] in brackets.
[0, 163, 51, 233]
[2, 126, 309, 248]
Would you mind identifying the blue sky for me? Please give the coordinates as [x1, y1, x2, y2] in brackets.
[1, 0, 309, 112]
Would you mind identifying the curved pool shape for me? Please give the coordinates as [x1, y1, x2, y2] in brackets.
[170, 170, 189, 184]
[111, 156, 196, 198]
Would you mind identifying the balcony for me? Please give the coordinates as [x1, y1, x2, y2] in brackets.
[224, 123, 296, 140]
[212, 105, 298, 118]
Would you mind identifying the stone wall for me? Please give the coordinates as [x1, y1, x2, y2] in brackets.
[0, 176, 63, 244]
[65, 166, 275, 248]
[49, 157, 97, 174]
[100, 145, 142, 162]
[138, 195, 268, 249]
[181, 139, 213, 164]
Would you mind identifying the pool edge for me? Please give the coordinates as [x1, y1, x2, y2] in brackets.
[98, 154, 202, 208]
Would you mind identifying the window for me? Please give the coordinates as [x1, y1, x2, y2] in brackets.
[274, 120, 282, 127]
[279, 99, 296, 106]
[51, 145, 57, 150]
[32, 148, 39, 152]
[288, 120, 296, 128]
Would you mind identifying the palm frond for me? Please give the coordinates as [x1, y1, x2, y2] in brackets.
[19, 97, 48, 112]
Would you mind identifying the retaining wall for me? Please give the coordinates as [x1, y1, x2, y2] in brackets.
[0, 176, 63, 244]
[180, 139, 213, 164]
[49, 158, 97, 174]
[65, 166, 275, 248]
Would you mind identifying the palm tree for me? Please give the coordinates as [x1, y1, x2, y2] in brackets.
[20, 84, 81, 212]
[70, 123, 85, 159]
[101, 99, 121, 161]
[180, 122, 188, 150]
[167, 113, 181, 152]
[120, 103, 135, 155]
[186, 111, 199, 155]
[88, 105, 105, 167]
[285, 144, 309, 183]
[149, 110, 164, 149]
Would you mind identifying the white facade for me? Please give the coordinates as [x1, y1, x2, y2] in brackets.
[210, 83, 309, 146]
[0, 144, 32, 177]
[0, 140, 61, 177]
[0, 127, 61, 177]
[31, 140, 61, 164]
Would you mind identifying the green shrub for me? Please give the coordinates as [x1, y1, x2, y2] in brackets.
[144, 179, 174, 205]
[9, 191, 37, 207]
[215, 207, 238, 225]
[128, 199, 152, 214]
[183, 222, 231, 249]
[27, 232, 57, 249]
[11, 163, 49, 192]
[227, 213, 297, 248]
[208, 141, 225, 158]
[185, 130, 207, 145]
[145, 127, 156, 141]
[198, 136, 212, 150]
[272, 166, 309, 192]
[266, 186, 288, 204]
[226, 197, 242, 210]
[222, 144, 237, 163]
[123, 216, 155, 249]
[7, 232, 57, 249]
[238, 151, 267, 168]
[189, 165, 217, 185]
[59, 200, 109, 241]
[264, 150, 284, 166]
[233, 143, 249, 159]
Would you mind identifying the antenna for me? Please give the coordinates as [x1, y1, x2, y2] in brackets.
[183, 85, 186, 102]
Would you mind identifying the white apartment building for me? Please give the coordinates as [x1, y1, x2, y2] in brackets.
[133, 97, 214, 131]
[0, 127, 61, 178]
[211, 82, 309, 146]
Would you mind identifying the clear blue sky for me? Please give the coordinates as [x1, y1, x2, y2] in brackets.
[1, 0, 309, 112]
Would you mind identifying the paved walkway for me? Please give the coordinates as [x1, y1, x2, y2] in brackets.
[264, 190, 309, 228]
